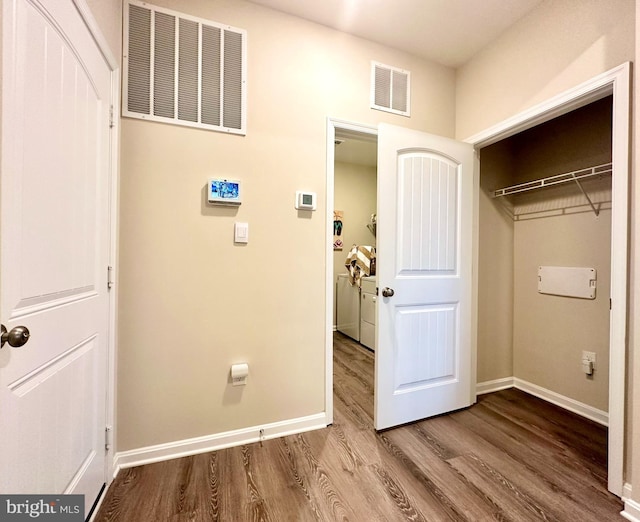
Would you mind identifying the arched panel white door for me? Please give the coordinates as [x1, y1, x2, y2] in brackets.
[376, 124, 474, 430]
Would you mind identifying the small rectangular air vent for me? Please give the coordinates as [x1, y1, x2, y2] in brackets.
[371, 61, 410, 117]
[123, 1, 246, 135]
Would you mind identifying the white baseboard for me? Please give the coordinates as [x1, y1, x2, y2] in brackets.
[113, 412, 328, 472]
[475, 376, 608, 426]
[476, 377, 515, 395]
[622, 497, 640, 521]
[514, 378, 609, 426]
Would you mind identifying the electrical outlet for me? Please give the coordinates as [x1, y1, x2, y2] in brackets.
[582, 351, 596, 375]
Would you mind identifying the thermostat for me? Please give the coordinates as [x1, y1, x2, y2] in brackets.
[208, 179, 241, 205]
[295, 191, 316, 210]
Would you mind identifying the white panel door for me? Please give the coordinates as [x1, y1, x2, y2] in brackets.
[375, 124, 474, 430]
[0, 0, 112, 513]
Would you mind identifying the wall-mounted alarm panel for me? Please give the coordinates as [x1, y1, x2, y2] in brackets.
[208, 179, 241, 205]
[295, 191, 316, 210]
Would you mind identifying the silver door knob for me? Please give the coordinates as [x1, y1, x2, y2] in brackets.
[382, 287, 395, 297]
[1, 324, 30, 348]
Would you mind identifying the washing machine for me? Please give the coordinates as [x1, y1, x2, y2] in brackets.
[337, 274, 360, 341]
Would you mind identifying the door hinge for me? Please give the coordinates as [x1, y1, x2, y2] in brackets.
[107, 266, 114, 289]
[105, 425, 113, 451]
[109, 105, 115, 129]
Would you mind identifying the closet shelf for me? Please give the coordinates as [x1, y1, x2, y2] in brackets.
[493, 162, 612, 198]
[492, 162, 612, 216]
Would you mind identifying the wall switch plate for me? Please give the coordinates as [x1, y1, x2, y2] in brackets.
[234, 222, 249, 244]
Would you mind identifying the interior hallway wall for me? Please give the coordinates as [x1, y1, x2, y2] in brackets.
[117, 0, 455, 451]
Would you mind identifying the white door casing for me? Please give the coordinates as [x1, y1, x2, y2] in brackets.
[1, 0, 112, 512]
[375, 124, 474, 430]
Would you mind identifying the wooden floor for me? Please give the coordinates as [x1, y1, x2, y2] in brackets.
[95, 333, 624, 521]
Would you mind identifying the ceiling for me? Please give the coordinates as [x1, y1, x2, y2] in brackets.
[335, 137, 377, 167]
[246, 0, 543, 68]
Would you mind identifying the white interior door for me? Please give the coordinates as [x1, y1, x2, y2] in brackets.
[0, 0, 112, 513]
[375, 123, 474, 430]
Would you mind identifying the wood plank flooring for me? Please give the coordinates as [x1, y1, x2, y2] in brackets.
[95, 333, 624, 521]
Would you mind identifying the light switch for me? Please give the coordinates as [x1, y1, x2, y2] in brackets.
[234, 222, 249, 244]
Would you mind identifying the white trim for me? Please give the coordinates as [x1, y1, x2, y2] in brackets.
[370, 61, 411, 117]
[122, 0, 247, 135]
[325, 118, 378, 427]
[69, 0, 121, 491]
[104, 69, 120, 483]
[622, 498, 640, 522]
[514, 378, 608, 426]
[466, 62, 630, 496]
[71, 0, 118, 70]
[477, 377, 609, 426]
[476, 377, 514, 395]
[623, 483, 633, 501]
[113, 413, 327, 471]
[465, 64, 628, 148]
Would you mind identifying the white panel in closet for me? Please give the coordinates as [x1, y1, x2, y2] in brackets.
[538, 266, 597, 299]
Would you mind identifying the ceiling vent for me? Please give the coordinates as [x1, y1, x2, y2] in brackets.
[123, 0, 246, 135]
[370, 61, 410, 117]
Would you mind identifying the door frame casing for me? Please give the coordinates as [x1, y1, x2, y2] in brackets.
[465, 62, 631, 496]
[70, 0, 121, 483]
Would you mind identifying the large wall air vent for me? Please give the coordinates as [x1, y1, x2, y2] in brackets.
[123, 1, 246, 135]
[370, 62, 410, 117]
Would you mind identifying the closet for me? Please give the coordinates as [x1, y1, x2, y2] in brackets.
[478, 96, 613, 418]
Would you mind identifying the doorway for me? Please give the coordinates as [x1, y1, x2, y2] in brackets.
[327, 123, 378, 425]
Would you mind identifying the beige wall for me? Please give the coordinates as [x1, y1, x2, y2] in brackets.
[332, 161, 377, 326]
[458, 0, 634, 492]
[456, 0, 634, 141]
[478, 104, 612, 412]
[511, 99, 612, 412]
[513, 210, 611, 411]
[85, 0, 122, 60]
[631, 0, 640, 505]
[477, 142, 514, 384]
[117, 0, 455, 451]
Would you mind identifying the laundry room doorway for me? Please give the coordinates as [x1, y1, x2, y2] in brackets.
[329, 123, 378, 428]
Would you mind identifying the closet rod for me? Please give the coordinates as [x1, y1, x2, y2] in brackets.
[492, 162, 612, 198]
